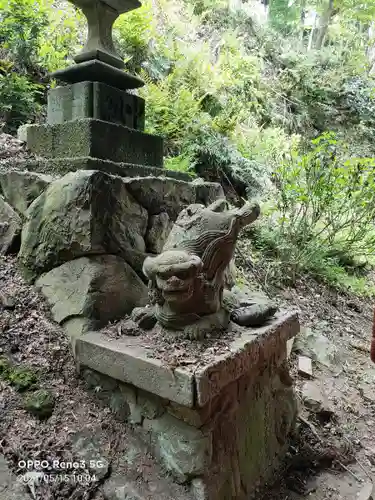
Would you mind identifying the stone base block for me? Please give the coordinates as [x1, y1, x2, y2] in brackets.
[75, 311, 300, 499]
[2, 156, 191, 182]
[24, 118, 163, 167]
[47, 81, 145, 130]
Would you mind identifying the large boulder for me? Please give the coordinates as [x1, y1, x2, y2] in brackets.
[36, 255, 148, 331]
[124, 177, 197, 219]
[0, 196, 22, 254]
[18, 170, 148, 282]
[0, 170, 54, 216]
[145, 212, 174, 254]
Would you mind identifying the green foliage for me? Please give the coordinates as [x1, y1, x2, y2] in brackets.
[24, 389, 55, 419]
[114, 1, 154, 73]
[0, 356, 38, 392]
[269, 0, 302, 34]
[0, 61, 42, 133]
[0, 0, 49, 74]
[253, 133, 375, 291]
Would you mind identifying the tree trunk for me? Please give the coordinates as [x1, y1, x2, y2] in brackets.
[300, 0, 306, 42]
[368, 22, 375, 75]
[229, 0, 242, 12]
[314, 0, 334, 50]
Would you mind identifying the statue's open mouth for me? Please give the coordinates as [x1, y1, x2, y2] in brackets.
[162, 286, 193, 303]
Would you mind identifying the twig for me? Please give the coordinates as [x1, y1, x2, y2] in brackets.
[335, 460, 363, 483]
[356, 458, 373, 482]
[298, 415, 322, 442]
[342, 436, 373, 482]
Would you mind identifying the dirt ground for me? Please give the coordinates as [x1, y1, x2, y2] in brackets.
[1, 252, 375, 500]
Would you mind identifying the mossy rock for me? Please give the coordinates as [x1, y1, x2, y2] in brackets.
[24, 389, 55, 419]
[7, 367, 38, 392]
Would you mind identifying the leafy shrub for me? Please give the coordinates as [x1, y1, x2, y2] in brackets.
[114, 1, 154, 74]
[0, 0, 49, 75]
[0, 61, 42, 133]
[252, 133, 375, 291]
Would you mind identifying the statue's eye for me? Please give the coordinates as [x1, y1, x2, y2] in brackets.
[177, 270, 189, 280]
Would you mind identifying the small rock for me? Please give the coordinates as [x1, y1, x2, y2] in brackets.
[103, 480, 143, 500]
[71, 428, 109, 480]
[347, 300, 362, 313]
[298, 356, 313, 378]
[24, 389, 55, 419]
[357, 482, 374, 500]
[0, 291, 15, 310]
[301, 381, 333, 418]
[295, 327, 340, 371]
[360, 384, 375, 404]
[365, 448, 375, 466]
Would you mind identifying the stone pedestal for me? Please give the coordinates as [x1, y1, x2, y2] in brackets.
[47, 81, 145, 129]
[24, 119, 162, 167]
[75, 311, 300, 500]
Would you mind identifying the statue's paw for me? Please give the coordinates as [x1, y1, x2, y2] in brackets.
[131, 306, 157, 330]
[231, 302, 278, 327]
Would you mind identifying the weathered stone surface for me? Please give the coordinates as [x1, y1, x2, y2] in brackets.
[81, 368, 134, 421]
[75, 332, 194, 407]
[143, 413, 212, 483]
[25, 119, 163, 167]
[145, 212, 173, 254]
[71, 428, 109, 480]
[2, 156, 191, 182]
[47, 82, 145, 130]
[124, 177, 196, 219]
[137, 390, 165, 419]
[195, 311, 299, 407]
[301, 381, 333, 417]
[17, 124, 31, 143]
[192, 178, 224, 206]
[295, 326, 341, 371]
[36, 255, 147, 328]
[0, 196, 21, 255]
[19, 170, 147, 282]
[0, 170, 54, 216]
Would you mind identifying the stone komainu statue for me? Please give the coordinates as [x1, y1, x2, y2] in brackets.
[135, 198, 277, 340]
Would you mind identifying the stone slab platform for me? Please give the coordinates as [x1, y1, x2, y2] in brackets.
[1, 157, 191, 182]
[75, 333, 195, 407]
[47, 81, 145, 130]
[25, 119, 163, 167]
[0, 156, 190, 183]
[74, 311, 299, 409]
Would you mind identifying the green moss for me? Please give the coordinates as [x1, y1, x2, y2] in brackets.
[24, 389, 55, 419]
[0, 357, 38, 392]
[7, 366, 38, 392]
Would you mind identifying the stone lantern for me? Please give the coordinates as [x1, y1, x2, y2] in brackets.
[19, 0, 184, 180]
